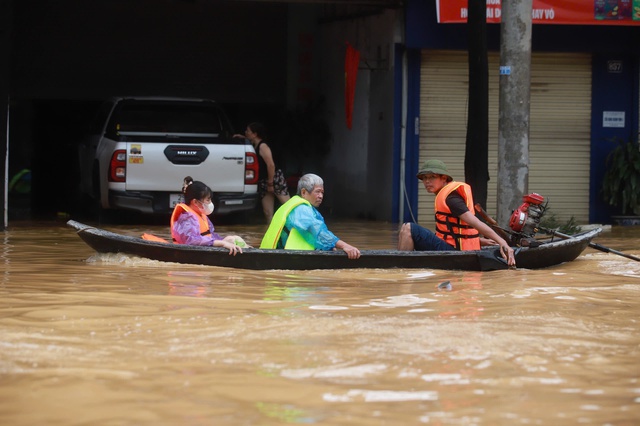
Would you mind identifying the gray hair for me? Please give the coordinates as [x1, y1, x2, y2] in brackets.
[297, 173, 323, 195]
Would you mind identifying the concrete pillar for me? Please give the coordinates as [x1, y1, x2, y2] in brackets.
[497, 0, 532, 226]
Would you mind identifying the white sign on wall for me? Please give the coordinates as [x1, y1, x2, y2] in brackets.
[602, 111, 625, 128]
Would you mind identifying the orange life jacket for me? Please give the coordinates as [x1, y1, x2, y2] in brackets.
[434, 182, 480, 251]
[170, 203, 211, 243]
[141, 233, 170, 243]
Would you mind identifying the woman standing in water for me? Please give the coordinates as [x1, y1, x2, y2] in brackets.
[234, 122, 290, 223]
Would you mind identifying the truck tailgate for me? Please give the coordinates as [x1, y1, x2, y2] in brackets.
[124, 142, 247, 193]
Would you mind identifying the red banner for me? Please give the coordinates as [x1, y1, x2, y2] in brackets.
[345, 42, 360, 130]
[437, 0, 640, 26]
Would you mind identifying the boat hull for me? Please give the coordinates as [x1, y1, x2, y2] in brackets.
[67, 220, 601, 271]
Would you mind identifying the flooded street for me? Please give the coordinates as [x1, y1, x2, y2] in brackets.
[1, 220, 639, 425]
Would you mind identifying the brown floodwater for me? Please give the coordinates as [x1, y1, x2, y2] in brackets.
[1, 219, 639, 425]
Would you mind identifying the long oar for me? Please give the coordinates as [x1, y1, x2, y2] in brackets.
[540, 227, 640, 262]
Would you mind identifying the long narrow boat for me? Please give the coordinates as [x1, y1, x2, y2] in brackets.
[67, 220, 602, 271]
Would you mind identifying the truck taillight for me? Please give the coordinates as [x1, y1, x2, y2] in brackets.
[109, 150, 126, 182]
[245, 152, 259, 185]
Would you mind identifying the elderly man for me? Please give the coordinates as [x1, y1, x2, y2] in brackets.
[398, 159, 515, 266]
[260, 173, 361, 259]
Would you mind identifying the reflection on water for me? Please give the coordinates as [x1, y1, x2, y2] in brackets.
[0, 221, 639, 425]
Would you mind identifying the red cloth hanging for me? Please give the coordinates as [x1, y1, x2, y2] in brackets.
[344, 42, 360, 129]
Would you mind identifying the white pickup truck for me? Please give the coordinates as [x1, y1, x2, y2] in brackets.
[78, 97, 259, 216]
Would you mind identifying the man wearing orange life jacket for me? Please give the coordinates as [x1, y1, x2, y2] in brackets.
[397, 160, 515, 266]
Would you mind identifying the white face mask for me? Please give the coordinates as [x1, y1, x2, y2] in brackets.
[202, 201, 214, 216]
[198, 200, 214, 215]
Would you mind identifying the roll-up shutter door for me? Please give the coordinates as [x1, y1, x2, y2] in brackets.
[417, 50, 591, 229]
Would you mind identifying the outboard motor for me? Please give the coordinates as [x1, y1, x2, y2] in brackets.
[508, 193, 547, 246]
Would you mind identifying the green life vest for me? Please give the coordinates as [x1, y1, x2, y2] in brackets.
[260, 196, 315, 250]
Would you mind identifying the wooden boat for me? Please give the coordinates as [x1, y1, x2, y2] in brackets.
[67, 220, 602, 271]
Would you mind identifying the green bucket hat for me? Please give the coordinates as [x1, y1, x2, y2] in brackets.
[416, 159, 452, 180]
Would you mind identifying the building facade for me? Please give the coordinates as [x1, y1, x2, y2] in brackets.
[397, 0, 639, 226]
[2, 0, 638, 226]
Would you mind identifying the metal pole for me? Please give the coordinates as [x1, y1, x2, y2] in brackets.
[398, 48, 407, 223]
[3, 97, 7, 230]
[1, 0, 11, 230]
